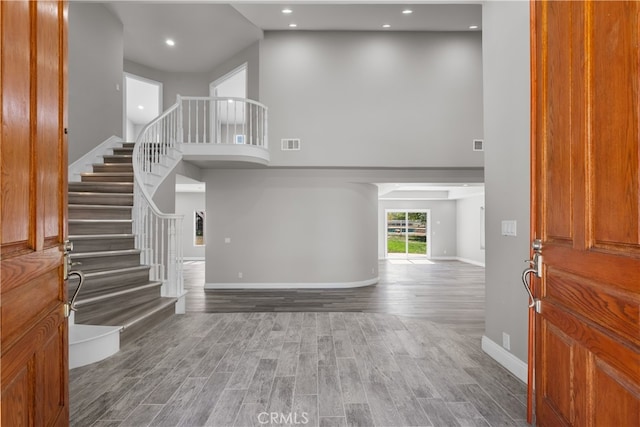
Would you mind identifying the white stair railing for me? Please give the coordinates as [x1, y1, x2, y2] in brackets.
[179, 96, 268, 147]
[133, 102, 184, 308]
[131, 95, 268, 313]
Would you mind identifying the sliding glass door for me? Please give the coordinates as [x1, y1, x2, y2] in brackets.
[386, 210, 430, 258]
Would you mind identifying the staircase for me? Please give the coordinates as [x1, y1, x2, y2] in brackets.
[68, 142, 177, 353]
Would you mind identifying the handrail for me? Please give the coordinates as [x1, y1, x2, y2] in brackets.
[132, 101, 184, 304]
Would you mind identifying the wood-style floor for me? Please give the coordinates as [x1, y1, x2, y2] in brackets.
[185, 260, 486, 337]
[70, 260, 528, 426]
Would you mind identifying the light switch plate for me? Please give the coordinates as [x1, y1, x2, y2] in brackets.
[501, 220, 517, 237]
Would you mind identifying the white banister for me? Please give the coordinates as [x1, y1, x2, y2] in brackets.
[133, 101, 185, 312]
[132, 95, 268, 314]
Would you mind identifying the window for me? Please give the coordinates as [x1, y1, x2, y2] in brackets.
[385, 210, 430, 258]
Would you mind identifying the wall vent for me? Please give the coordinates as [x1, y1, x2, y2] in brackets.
[473, 139, 484, 151]
[281, 138, 301, 151]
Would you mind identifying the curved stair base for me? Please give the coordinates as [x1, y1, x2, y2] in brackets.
[69, 320, 121, 369]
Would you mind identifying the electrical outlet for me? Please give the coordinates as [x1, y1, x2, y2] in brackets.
[238, 272, 243, 279]
[224, 237, 231, 244]
[502, 332, 511, 351]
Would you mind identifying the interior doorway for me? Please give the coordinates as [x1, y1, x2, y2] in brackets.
[123, 73, 162, 141]
[209, 63, 247, 143]
[385, 209, 431, 258]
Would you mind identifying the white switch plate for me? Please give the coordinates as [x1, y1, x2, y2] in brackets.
[224, 237, 231, 243]
[501, 220, 517, 237]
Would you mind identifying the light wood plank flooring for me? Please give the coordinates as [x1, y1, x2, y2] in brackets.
[70, 260, 529, 426]
[185, 260, 486, 337]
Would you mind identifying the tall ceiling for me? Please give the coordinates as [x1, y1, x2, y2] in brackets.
[104, 1, 482, 74]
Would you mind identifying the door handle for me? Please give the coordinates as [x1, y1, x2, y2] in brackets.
[522, 267, 537, 309]
[65, 270, 85, 318]
[522, 239, 543, 312]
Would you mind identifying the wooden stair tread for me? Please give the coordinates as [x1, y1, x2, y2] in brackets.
[74, 281, 162, 306]
[69, 140, 176, 348]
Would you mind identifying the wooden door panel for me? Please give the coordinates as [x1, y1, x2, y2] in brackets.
[3, 365, 32, 427]
[539, 322, 574, 423]
[38, 0, 63, 244]
[1, 0, 32, 250]
[41, 322, 67, 425]
[591, 0, 640, 250]
[533, 2, 640, 423]
[1, 309, 67, 426]
[543, 0, 573, 242]
[594, 361, 640, 426]
[545, 269, 639, 347]
[1, 0, 69, 424]
[2, 266, 60, 347]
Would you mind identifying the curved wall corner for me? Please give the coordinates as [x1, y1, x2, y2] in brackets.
[203, 169, 378, 287]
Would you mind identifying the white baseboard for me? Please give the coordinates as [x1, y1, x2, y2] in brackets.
[205, 277, 379, 290]
[175, 291, 187, 314]
[456, 257, 486, 267]
[184, 257, 205, 261]
[68, 135, 122, 182]
[481, 335, 528, 384]
[430, 256, 457, 261]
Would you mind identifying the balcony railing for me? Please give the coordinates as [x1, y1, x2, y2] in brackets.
[179, 96, 268, 147]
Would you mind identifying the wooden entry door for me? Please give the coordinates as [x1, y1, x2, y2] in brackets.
[532, 0, 640, 424]
[1, 1, 69, 425]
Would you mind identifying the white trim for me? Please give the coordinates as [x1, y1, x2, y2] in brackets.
[205, 277, 379, 290]
[456, 257, 486, 267]
[481, 335, 528, 384]
[68, 135, 122, 182]
[175, 291, 188, 314]
[430, 256, 458, 261]
[184, 257, 205, 261]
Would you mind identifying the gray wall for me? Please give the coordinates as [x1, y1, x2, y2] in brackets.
[152, 160, 202, 214]
[378, 200, 457, 259]
[456, 194, 486, 265]
[210, 42, 260, 101]
[203, 169, 378, 285]
[124, 60, 210, 110]
[68, 3, 123, 163]
[176, 192, 206, 260]
[260, 31, 484, 168]
[483, 1, 531, 363]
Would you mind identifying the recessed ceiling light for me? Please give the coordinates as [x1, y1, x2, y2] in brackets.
[402, 9, 413, 15]
[469, 25, 479, 30]
[282, 8, 293, 14]
[289, 23, 298, 28]
[165, 39, 175, 46]
[137, 105, 144, 110]
[382, 24, 391, 29]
